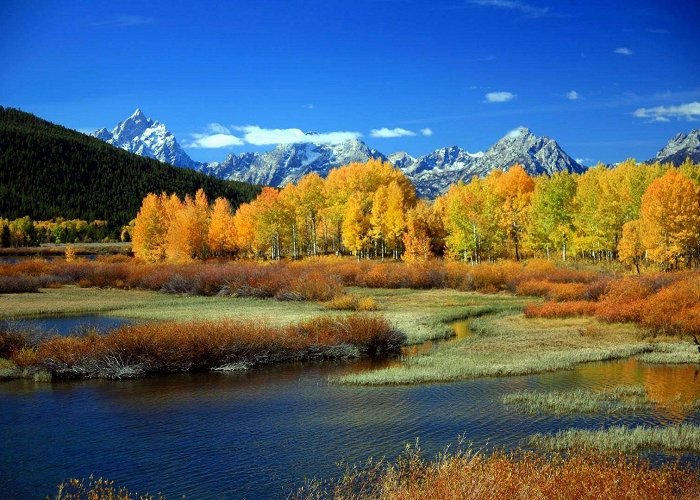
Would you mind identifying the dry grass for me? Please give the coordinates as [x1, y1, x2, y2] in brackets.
[16, 316, 404, 379]
[295, 445, 700, 500]
[325, 295, 379, 312]
[53, 476, 160, 500]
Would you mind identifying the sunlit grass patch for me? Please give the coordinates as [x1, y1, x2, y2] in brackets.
[531, 424, 700, 453]
[335, 313, 655, 385]
[503, 386, 652, 415]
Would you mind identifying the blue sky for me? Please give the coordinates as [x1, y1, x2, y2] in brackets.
[1, 0, 699, 165]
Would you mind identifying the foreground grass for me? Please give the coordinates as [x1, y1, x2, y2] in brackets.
[335, 312, 662, 385]
[530, 424, 700, 454]
[503, 386, 654, 415]
[53, 448, 700, 500]
[295, 446, 699, 500]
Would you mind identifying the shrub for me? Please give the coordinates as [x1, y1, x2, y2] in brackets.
[525, 301, 598, 319]
[356, 297, 379, 311]
[30, 316, 405, 379]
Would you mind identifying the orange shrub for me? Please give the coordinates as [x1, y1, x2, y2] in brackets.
[524, 300, 598, 318]
[31, 316, 404, 379]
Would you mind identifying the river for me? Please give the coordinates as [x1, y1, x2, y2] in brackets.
[1, 320, 699, 498]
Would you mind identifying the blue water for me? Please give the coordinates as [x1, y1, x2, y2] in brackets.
[1, 315, 133, 336]
[1, 357, 699, 499]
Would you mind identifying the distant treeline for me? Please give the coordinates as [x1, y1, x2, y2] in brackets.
[0, 107, 261, 231]
[0, 217, 115, 247]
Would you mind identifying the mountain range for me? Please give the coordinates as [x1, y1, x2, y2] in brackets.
[94, 110, 700, 198]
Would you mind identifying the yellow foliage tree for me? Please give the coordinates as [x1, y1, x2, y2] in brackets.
[132, 193, 168, 262]
[493, 164, 535, 260]
[208, 197, 237, 256]
[618, 220, 645, 273]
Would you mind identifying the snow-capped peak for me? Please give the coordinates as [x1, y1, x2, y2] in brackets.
[651, 129, 700, 165]
[92, 109, 197, 168]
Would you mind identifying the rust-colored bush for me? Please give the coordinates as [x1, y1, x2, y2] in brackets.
[524, 300, 598, 318]
[30, 316, 404, 379]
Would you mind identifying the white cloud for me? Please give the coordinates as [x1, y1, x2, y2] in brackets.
[506, 126, 528, 138]
[575, 157, 592, 165]
[633, 101, 700, 122]
[187, 133, 244, 149]
[207, 122, 231, 134]
[566, 90, 581, 100]
[614, 47, 632, 56]
[485, 91, 516, 103]
[420, 128, 433, 137]
[469, 0, 549, 18]
[236, 125, 361, 145]
[370, 127, 417, 138]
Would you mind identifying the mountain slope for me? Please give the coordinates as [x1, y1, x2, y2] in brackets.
[651, 129, 700, 165]
[0, 107, 260, 229]
[397, 127, 585, 197]
[200, 139, 387, 186]
[93, 108, 198, 168]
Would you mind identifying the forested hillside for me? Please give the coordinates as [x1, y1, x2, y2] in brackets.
[0, 107, 260, 230]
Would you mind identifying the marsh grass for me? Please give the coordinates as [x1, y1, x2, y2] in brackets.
[335, 313, 656, 385]
[0, 357, 19, 379]
[530, 424, 700, 453]
[503, 386, 653, 415]
[638, 343, 700, 364]
[295, 443, 700, 500]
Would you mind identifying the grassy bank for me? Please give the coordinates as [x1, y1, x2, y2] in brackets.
[530, 424, 700, 454]
[3, 316, 403, 379]
[335, 312, 664, 385]
[0, 286, 529, 345]
[503, 386, 654, 415]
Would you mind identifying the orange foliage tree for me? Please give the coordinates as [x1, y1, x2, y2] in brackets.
[639, 170, 700, 269]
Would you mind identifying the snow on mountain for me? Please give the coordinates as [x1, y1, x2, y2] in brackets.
[92, 109, 198, 169]
[202, 139, 387, 186]
[396, 127, 585, 198]
[92, 111, 586, 197]
[650, 129, 700, 165]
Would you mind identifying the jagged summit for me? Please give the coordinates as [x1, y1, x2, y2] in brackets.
[92, 109, 197, 168]
[400, 128, 584, 198]
[651, 129, 700, 165]
[201, 140, 387, 186]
